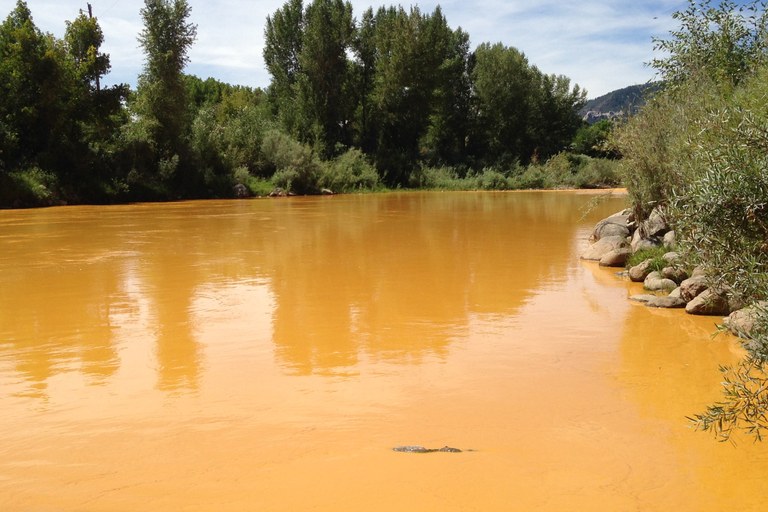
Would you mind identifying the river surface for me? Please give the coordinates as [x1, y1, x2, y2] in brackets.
[0, 191, 766, 511]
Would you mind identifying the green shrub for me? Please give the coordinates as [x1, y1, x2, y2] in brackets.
[508, 166, 545, 189]
[626, 246, 668, 271]
[262, 130, 320, 194]
[319, 149, 381, 192]
[233, 166, 273, 196]
[476, 168, 511, 190]
[2, 167, 61, 206]
[613, 77, 723, 220]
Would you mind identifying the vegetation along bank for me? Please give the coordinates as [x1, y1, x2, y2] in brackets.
[588, 0, 768, 443]
[0, 0, 619, 208]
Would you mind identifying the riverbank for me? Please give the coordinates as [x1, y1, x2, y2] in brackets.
[0, 153, 620, 210]
[582, 206, 760, 336]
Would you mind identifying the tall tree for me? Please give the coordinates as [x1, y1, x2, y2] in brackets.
[469, 42, 535, 167]
[264, 0, 355, 157]
[527, 72, 585, 160]
[263, 0, 304, 131]
[422, 25, 471, 167]
[296, 0, 354, 157]
[64, 12, 128, 175]
[131, 0, 197, 191]
[0, 1, 66, 174]
[365, 6, 458, 185]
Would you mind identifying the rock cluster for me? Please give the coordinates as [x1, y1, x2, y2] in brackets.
[582, 205, 760, 339]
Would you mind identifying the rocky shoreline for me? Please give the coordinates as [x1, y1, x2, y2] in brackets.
[582, 206, 765, 341]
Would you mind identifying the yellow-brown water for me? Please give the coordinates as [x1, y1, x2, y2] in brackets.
[0, 191, 765, 511]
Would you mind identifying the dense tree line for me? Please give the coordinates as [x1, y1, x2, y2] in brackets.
[263, 1, 587, 186]
[0, 0, 605, 207]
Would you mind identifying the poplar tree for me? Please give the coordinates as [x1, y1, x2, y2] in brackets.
[132, 0, 197, 190]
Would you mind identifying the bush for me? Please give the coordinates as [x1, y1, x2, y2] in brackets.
[613, 78, 722, 219]
[671, 69, 768, 302]
[319, 149, 381, 192]
[1, 167, 61, 207]
[476, 168, 512, 190]
[232, 166, 273, 196]
[262, 130, 321, 194]
[509, 166, 546, 189]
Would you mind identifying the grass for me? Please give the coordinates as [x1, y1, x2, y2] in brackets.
[626, 246, 669, 271]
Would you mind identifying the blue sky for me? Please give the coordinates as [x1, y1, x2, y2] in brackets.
[2, 0, 714, 98]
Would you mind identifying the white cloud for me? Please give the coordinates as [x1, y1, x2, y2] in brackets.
[12, 0, 693, 97]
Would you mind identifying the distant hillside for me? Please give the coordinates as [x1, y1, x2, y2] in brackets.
[580, 83, 661, 122]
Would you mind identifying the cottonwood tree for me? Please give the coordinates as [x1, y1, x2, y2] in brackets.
[130, 0, 197, 193]
[469, 43, 535, 167]
[264, 0, 355, 158]
[0, 1, 65, 174]
[363, 6, 464, 185]
[296, 0, 355, 157]
[263, 0, 304, 134]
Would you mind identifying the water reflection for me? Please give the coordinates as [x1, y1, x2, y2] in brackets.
[0, 192, 624, 394]
[266, 192, 602, 374]
[0, 214, 124, 398]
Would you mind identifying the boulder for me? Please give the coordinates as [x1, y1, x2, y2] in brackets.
[233, 183, 250, 198]
[723, 302, 768, 339]
[644, 271, 678, 291]
[581, 235, 630, 261]
[628, 259, 654, 282]
[590, 213, 631, 242]
[630, 229, 662, 252]
[629, 294, 658, 303]
[669, 287, 682, 299]
[662, 251, 680, 263]
[679, 275, 708, 302]
[647, 296, 687, 308]
[599, 248, 632, 267]
[661, 266, 688, 284]
[642, 206, 669, 238]
[685, 288, 730, 316]
[691, 266, 707, 278]
[663, 230, 676, 248]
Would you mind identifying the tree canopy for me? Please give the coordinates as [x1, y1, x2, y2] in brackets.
[0, 0, 596, 206]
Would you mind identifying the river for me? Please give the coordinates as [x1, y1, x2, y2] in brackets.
[0, 191, 766, 511]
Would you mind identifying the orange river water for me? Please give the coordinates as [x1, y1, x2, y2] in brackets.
[0, 191, 766, 511]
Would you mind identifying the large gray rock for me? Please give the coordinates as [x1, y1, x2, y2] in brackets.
[663, 230, 676, 248]
[685, 288, 731, 315]
[629, 294, 658, 303]
[691, 266, 707, 278]
[661, 266, 688, 284]
[581, 235, 630, 261]
[647, 295, 687, 308]
[233, 183, 250, 198]
[679, 275, 708, 302]
[630, 229, 662, 252]
[644, 271, 677, 291]
[599, 247, 632, 267]
[642, 206, 670, 238]
[662, 251, 680, 263]
[628, 259, 654, 282]
[723, 302, 768, 339]
[591, 213, 631, 242]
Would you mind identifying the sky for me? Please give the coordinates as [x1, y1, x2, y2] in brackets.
[1, 0, 712, 98]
